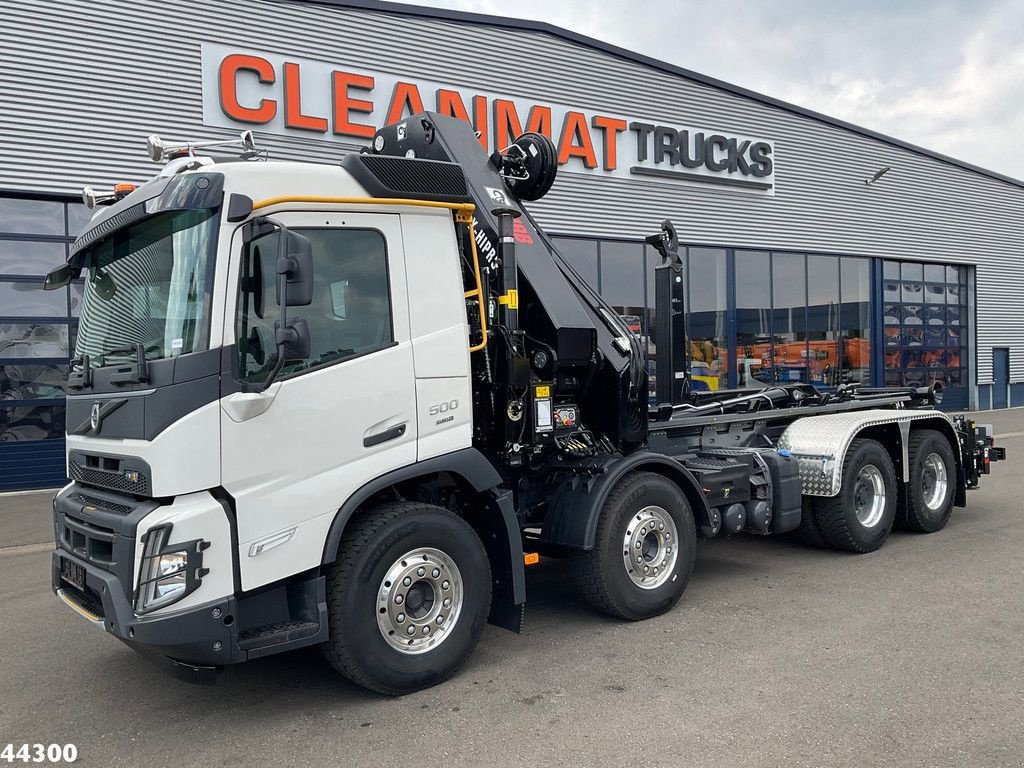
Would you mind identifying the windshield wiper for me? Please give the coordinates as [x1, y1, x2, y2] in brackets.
[100, 342, 161, 365]
[100, 342, 153, 385]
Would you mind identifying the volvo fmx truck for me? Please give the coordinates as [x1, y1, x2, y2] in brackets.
[45, 114, 1005, 694]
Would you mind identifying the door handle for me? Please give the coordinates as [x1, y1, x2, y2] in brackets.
[363, 423, 406, 448]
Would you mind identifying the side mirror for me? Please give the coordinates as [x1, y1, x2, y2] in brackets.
[276, 230, 314, 307]
[275, 318, 311, 362]
[43, 264, 75, 291]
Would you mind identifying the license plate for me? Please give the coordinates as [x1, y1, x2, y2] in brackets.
[60, 557, 86, 591]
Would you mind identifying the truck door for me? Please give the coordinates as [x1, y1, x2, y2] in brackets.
[220, 211, 416, 591]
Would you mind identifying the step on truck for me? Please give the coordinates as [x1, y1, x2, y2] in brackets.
[45, 113, 1006, 694]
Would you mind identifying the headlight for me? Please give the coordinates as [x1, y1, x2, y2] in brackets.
[134, 525, 209, 614]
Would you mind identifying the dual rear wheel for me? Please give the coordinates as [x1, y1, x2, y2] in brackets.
[799, 430, 956, 553]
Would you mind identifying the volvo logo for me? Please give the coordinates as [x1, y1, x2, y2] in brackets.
[90, 403, 101, 431]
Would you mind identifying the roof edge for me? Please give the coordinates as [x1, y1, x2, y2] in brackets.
[283, 0, 1024, 191]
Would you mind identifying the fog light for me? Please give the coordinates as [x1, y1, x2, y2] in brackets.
[134, 525, 209, 614]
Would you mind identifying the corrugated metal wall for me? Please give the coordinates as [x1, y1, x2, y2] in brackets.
[1, 0, 1021, 384]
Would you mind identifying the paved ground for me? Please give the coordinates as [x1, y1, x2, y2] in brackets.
[1, 410, 1022, 767]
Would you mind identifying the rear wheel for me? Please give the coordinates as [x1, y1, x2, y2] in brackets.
[322, 502, 491, 695]
[808, 438, 897, 553]
[570, 471, 696, 620]
[902, 429, 956, 533]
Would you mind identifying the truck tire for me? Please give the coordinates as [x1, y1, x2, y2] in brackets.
[809, 438, 897, 553]
[322, 502, 491, 695]
[902, 429, 956, 533]
[570, 471, 696, 621]
[795, 498, 827, 548]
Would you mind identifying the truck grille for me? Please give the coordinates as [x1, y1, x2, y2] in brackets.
[76, 492, 132, 515]
[69, 460, 151, 496]
[60, 514, 117, 569]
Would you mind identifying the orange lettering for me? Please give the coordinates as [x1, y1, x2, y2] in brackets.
[386, 82, 425, 125]
[494, 101, 553, 150]
[558, 111, 598, 168]
[437, 89, 471, 122]
[473, 95, 488, 150]
[591, 115, 628, 171]
[219, 54, 276, 124]
[283, 62, 327, 132]
[332, 71, 375, 139]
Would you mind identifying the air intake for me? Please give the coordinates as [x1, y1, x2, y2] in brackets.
[341, 154, 470, 204]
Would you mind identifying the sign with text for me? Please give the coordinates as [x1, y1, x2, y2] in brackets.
[201, 43, 775, 193]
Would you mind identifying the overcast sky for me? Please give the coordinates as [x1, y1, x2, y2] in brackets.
[405, 0, 1024, 180]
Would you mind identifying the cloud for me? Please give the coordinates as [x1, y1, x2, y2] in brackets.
[404, 0, 1024, 179]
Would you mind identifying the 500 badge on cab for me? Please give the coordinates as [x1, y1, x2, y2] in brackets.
[428, 399, 459, 425]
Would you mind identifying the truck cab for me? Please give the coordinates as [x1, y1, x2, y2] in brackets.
[50, 147, 508, 683]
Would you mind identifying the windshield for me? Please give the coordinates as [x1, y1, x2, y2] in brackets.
[75, 209, 219, 366]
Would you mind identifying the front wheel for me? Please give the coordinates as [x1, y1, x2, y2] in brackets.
[322, 502, 491, 695]
[570, 471, 696, 621]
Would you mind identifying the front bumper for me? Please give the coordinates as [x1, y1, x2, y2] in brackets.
[52, 548, 243, 676]
[52, 483, 328, 681]
[51, 483, 244, 679]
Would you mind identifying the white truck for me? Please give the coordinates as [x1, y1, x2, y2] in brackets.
[46, 114, 1004, 694]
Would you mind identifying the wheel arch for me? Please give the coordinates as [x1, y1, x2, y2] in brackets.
[320, 448, 525, 631]
[540, 452, 713, 551]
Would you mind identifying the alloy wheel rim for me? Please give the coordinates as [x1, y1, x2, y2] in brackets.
[377, 547, 463, 655]
[921, 452, 948, 511]
[621, 505, 678, 589]
[853, 464, 886, 528]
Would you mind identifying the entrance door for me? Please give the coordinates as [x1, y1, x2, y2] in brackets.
[220, 211, 416, 590]
[993, 348, 1010, 409]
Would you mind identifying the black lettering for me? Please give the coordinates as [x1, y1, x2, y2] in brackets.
[679, 131, 704, 169]
[629, 121, 655, 162]
[705, 134, 730, 171]
[749, 142, 773, 177]
[654, 126, 680, 165]
[728, 138, 751, 174]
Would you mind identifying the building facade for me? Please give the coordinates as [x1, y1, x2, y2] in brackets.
[1, 0, 1022, 489]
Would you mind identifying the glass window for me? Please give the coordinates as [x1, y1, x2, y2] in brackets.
[0, 281, 67, 317]
[771, 252, 807, 383]
[0, 323, 69, 359]
[0, 240, 66, 277]
[599, 241, 644, 313]
[551, 238, 598, 290]
[236, 228, 393, 382]
[70, 282, 84, 317]
[66, 204, 95, 237]
[600, 242, 645, 356]
[0, 198, 64, 236]
[0, 403, 65, 441]
[0, 363, 67, 399]
[74, 209, 218, 365]
[688, 247, 728, 391]
[806, 255, 839, 387]
[924, 264, 945, 283]
[901, 262, 923, 281]
[840, 258, 871, 384]
[735, 250, 771, 388]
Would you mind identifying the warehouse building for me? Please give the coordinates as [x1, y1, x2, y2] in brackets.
[1, 0, 1022, 490]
